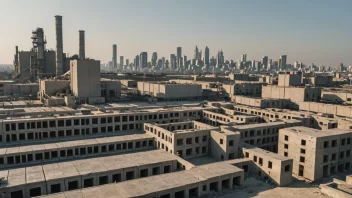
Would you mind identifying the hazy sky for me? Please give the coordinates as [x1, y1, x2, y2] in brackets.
[1, 0, 351, 66]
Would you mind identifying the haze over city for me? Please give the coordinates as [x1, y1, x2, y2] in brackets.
[1, 0, 352, 66]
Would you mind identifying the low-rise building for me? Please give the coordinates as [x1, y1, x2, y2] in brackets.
[137, 81, 202, 101]
[239, 143, 293, 186]
[279, 127, 352, 181]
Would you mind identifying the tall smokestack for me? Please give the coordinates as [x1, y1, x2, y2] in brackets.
[79, 30, 85, 60]
[113, 44, 117, 70]
[55, 15, 63, 76]
[15, 46, 18, 65]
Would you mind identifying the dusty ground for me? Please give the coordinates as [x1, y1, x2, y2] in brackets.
[217, 177, 329, 198]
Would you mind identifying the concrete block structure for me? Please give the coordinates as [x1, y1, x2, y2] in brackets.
[222, 82, 264, 97]
[137, 81, 202, 101]
[278, 72, 302, 87]
[279, 127, 352, 181]
[240, 143, 293, 186]
[299, 101, 352, 118]
[36, 162, 244, 198]
[304, 76, 333, 87]
[0, 134, 154, 169]
[231, 95, 290, 109]
[202, 109, 261, 126]
[70, 59, 103, 104]
[209, 130, 241, 161]
[262, 85, 322, 109]
[222, 120, 302, 152]
[321, 89, 352, 104]
[144, 121, 218, 159]
[0, 105, 207, 146]
[0, 150, 188, 198]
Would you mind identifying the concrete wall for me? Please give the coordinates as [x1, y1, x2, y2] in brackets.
[70, 59, 101, 100]
[321, 91, 352, 104]
[40, 80, 70, 96]
[240, 143, 293, 186]
[299, 101, 352, 118]
[278, 73, 302, 87]
[210, 130, 240, 161]
[3, 83, 39, 96]
[138, 82, 202, 99]
[262, 85, 322, 109]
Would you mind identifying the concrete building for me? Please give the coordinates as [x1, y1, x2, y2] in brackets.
[222, 82, 264, 97]
[299, 101, 352, 118]
[231, 96, 290, 109]
[137, 82, 202, 101]
[223, 120, 302, 152]
[70, 59, 103, 104]
[304, 75, 333, 87]
[0, 150, 190, 198]
[321, 88, 352, 104]
[202, 109, 261, 126]
[262, 85, 322, 109]
[279, 127, 352, 181]
[240, 143, 293, 186]
[278, 72, 302, 87]
[0, 105, 207, 146]
[0, 134, 154, 169]
[144, 121, 218, 159]
[36, 162, 244, 198]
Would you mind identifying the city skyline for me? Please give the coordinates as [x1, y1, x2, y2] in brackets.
[1, 0, 351, 66]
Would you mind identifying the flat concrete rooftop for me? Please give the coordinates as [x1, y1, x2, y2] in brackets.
[0, 133, 153, 156]
[36, 162, 243, 198]
[0, 150, 179, 188]
[229, 121, 287, 130]
[282, 126, 352, 137]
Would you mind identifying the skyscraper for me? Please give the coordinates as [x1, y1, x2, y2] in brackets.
[177, 47, 182, 68]
[198, 50, 202, 61]
[193, 45, 199, 60]
[262, 56, 268, 70]
[162, 57, 165, 69]
[120, 56, 124, 70]
[183, 55, 188, 69]
[112, 44, 117, 69]
[280, 55, 287, 70]
[134, 55, 140, 70]
[205, 46, 209, 66]
[169, 54, 176, 70]
[140, 52, 148, 68]
[216, 50, 224, 68]
[126, 59, 129, 68]
[241, 54, 247, 62]
[152, 52, 158, 66]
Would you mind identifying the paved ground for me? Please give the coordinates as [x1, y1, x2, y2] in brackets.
[216, 177, 330, 198]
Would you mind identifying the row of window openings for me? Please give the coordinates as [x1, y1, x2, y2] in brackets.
[11, 166, 171, 197]
[176, 136, 208, 146]
[177, 146, 207, 157]
[0, 140, 153, 165]
[243, 129, 279, 138]
[244, 137, 278, 145]
[5, 111, 201, 131]
[2, 125, 143, 142]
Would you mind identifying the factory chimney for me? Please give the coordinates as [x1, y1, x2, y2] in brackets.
[55, 15, 63, 76]
[79, 30, 85, 60]
[14, 46, 18, 65]
[113, 44, 117, 70]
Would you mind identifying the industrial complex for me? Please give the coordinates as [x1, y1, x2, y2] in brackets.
[0, 14, 351, 198]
